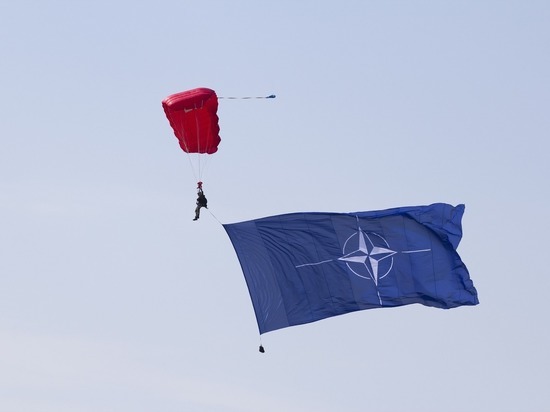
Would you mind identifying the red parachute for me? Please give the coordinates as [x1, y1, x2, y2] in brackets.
[162, 88, 221, 188]
[162, 88, 221, 154]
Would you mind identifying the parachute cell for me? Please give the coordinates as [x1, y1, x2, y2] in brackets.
[162, 88, 221, 154]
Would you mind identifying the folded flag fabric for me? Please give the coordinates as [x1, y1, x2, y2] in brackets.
[223, 203, 478, 334]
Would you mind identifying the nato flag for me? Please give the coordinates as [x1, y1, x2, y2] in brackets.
[223, 203, 478, 334]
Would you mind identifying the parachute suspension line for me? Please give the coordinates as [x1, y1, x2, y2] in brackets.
[218, 94, 276, 100]
[175, 115, 199, 184]
[185, 152, 199, 184]
[199, 152, 211, 182]
[193, 103, 202, 181]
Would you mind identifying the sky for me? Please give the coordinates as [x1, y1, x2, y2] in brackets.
[1, 1, 549, 411]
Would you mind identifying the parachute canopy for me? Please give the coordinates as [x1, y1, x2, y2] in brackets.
[162, 88, 221, 154]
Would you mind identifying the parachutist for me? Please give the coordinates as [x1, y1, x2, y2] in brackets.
[259, 345, 265, 353]
[193, 187, 207, 221]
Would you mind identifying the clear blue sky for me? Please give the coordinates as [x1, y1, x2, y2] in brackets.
[1, 1, 549, 411]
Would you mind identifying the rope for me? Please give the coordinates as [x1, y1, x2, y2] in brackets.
[206, 208, 223, 226]
[193, 102, 203, 180]
[201, 205, 266, 353]
[185, 153, 198, 183]
[174, 116, 199, 183]
[218, 94, 276, 100]
[202, 207, 264, 354]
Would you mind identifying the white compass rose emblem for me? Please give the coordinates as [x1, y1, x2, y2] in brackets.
[295, 218, 431, 305]
[339, 230, 396, 285]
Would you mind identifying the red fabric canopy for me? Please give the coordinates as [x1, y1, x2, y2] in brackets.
[162, 88, 221, 154]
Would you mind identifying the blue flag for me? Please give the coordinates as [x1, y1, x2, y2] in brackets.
[223, 203, 478, 334]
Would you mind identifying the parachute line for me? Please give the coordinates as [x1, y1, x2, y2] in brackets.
[194, 104, 202, 179]
[174, 113, 199, 182]
[218, 94, 276, 100]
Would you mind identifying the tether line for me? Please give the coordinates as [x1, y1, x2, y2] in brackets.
[218, 94, 276, 99]
[207, 208, 223, 225]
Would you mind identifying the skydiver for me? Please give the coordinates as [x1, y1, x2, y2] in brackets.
[193, 187, 208, 221]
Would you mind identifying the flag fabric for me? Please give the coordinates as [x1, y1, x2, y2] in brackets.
[223, 203, 478, 334]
